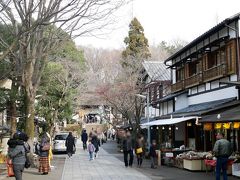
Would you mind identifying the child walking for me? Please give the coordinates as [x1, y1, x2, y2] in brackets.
[88, 140, 95, 161]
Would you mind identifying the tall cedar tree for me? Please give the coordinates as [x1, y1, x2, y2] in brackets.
[122, 17, 151, 68]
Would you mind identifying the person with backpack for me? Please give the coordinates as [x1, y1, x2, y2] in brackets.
[39, 133, 51, 175]
[91, 131, 100, 158]
[8, 132, 30, 180]
[81, 129, 88, 151]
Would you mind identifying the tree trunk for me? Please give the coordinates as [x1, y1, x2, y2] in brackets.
[25, 94, 35, 139]
[9, 100, 17, 136]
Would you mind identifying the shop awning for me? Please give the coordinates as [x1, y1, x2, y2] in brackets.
[141, 116, 198, 126]
[200, 104, 240, 123]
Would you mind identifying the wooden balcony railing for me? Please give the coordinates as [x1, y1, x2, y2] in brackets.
[171, 80, 184, 93]
[203, 64, 227, 82]
[185, 73, 202, 88]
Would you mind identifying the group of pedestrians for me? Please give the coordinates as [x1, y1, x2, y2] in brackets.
[81, 129, 101, 161]
[7, 131, 52, 180]
[122, 130, 158, 169]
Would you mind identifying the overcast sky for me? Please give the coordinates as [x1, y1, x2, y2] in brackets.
[75, 0, 240, 49]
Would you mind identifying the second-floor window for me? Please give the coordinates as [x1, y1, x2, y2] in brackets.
[207, 48, 225, 69]
[188, 61, 198, 77]
[176, 67, 184, 82]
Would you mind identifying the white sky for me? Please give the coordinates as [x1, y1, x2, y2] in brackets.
[75, 0, 240, 49]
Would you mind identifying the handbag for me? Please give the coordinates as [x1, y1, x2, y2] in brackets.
[6, 159, 14, 177]
[24, 143, 31, 168]
[24, 156, 31, 168]
[136, 147, 143, 154]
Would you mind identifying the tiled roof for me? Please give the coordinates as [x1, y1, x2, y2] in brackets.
[172, 97, 236, 115]
[164, 13, 240, 64]
[142, 61, 170, 81]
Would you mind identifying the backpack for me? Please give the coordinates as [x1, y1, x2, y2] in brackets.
[23, 142, 31, 168]
[34, 143, 40, 155]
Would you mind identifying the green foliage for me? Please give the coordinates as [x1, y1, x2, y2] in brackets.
[36, 36, 85, 128]
[122, 17, 151, 65]
[55, 40, 85, 65]
[0, 24, 14, 52]
[158, 40, 187, 56]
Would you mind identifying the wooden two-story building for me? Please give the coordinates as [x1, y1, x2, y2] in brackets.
[162, 13, 240, 151]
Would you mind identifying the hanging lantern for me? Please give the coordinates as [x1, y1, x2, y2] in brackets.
[204, 123, 212, 131]
[214, 123, 222, 129]
[233, 122, 240, 129]
[223, 123, 230, 129]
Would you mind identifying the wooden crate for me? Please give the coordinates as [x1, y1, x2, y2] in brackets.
[183, 159, 202, 171]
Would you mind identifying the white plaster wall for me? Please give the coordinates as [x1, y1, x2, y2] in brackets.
[206, 83, 211, 90]
[149, 106, 156, 117]
[230, 74, 238, 81]
[172, 69, 176, 83]
[159, 104, 163, 116]
[175, 93, 188, 111]
[229, 22, 237, 38]
[167, 100, 174, 114]
[198, 84, 205, 93]
[163, 102, 168, 115]
[219, 27, 228, 38]
[211, 80, 219, 89]
[188, 86, 238, 105]
[156, 108, 160, 116]
[175, 122, 185, 141]
[191, 87, 198, 94]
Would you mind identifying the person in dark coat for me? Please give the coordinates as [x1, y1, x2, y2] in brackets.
[91, 131, 100, 158]
[81, 129, 88, 151]
[122, 131, 134, 167]
[65, 132, 76, 158]
[149, 140, 157, 169]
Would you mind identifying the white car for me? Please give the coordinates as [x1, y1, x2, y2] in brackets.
[52, 132, 69, 153]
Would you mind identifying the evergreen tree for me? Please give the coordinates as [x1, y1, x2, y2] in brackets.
[122, 17, 151, 68]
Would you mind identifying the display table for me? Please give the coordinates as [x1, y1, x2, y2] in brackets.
[161, 149, 191, 166]
[232, 163, 240, 177]
[183, 159, 203, 171]
[204, 159, 233, 174]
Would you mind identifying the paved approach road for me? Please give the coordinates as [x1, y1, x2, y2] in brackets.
[2, 140, 239, 180]
[61, 140, 150, 180]
[102, 140, 239, 180]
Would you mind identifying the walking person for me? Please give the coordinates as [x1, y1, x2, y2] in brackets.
[213, 132, 232, 180]
[135, 135, 144, 168]
[81, 129, 88, 151]
[7, 132, 29, 180]
[39, 134, 51, 175]
[122, 131, 134, 167]
[88, 140, 95, 161]
[111, 128, 116, 140]
[91, 131, 100, 158]
[149, 140, 157, 169]
[65, 132, 76, 158]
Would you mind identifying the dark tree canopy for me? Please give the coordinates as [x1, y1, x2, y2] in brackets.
[122, 17, 151, 65]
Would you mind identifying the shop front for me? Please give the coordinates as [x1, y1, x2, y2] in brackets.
[199, 104, 240, 176]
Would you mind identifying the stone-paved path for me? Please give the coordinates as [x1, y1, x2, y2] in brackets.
[61, 140, 150, 180]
